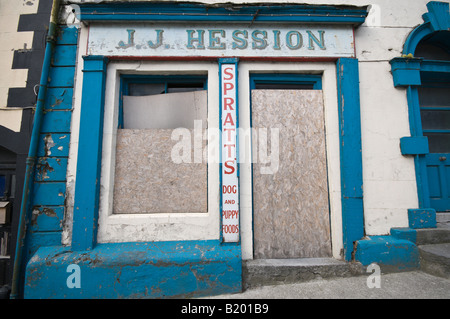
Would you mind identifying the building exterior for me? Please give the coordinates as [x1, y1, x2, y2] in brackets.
[6, 0, 450, 298]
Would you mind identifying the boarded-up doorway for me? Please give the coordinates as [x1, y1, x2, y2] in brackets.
[252, 89, 331, 259]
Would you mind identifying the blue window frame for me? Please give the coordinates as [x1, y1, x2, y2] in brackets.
[119, 75, 208, 128]
[0, 175, 5, 199]
[250, 73, 322, 91]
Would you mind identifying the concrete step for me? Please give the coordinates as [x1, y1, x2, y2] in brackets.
[418, 243, 450, 279]
[436, 212, 450, 224]
[415, 224, 450, 245]
[242, 258, 364, 289]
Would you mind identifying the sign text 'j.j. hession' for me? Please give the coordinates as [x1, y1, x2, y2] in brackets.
[117, 28, 326, 50]
[87, 25, 355, 57]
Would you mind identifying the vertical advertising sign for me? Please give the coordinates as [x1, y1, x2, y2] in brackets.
[221, 61, 239, 242]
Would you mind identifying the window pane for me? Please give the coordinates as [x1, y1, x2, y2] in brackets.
[415, 42, 450, 61]
[254, 83, 314, 90]
[414, 31, 450, 61]
[418, 87, 450, 108]
[425, 133, 450, 153]
[421, 110, 450, 130]
[10, 174, 15, 198]
[0, 175, 5, 198]
[167, 82, 204, 93]
[127, 82, 205, 96]
[128, 83, 165, 96]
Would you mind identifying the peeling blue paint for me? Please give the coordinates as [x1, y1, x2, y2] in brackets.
[31, 206, 64, 232]
[408, 208, 437, 229]
[35, 157, 68, 182]
[354, 236, 419, 270]
[45, 88, 73, 110]
[17, 26, 78, 298]
[37, 133, 69, 157]
[25, 240, 242, 299]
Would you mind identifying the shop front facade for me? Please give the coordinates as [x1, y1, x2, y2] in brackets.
[11, 0, 450, 298]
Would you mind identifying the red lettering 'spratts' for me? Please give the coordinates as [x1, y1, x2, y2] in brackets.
[224, 144, 236, 158]
[223, 67, 234, 80]
[223, 82, 234, 95]
[223, 97, 235, 110]
[223, 128, 235, 142]
[224, 160, 235, 174]
[221, 63, 239, 243]
[223, 113, 235, 126]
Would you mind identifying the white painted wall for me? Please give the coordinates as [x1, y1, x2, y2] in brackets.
[0, 108, 24, 132]
[64, 0, 438, 254]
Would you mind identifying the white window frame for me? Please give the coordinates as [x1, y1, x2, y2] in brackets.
[96, 61, 220, 243]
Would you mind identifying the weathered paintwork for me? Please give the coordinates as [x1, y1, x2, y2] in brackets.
[408, 208, 437, 229]
[87, 24, 355, 58]
[336, 58, 364, 261]
[25, 240, 242, 299]
[71, 55, 108, 252]
[354, 236, 419, 270]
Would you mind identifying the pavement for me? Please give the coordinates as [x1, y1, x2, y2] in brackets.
[203, 270, 450, 299]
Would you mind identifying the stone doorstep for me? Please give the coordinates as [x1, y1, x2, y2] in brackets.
[416, 224, 450, 245]
[418, 243, 450, 279]
[436, 212, 450, 224]
[242, 258, 364, 289]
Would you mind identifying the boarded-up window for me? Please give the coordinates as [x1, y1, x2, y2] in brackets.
[113, 88, 207, 214]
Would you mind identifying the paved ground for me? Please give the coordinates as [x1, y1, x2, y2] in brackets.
[204, 271, 450, 299]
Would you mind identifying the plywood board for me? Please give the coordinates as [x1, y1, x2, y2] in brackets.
[113, 129, 207, 214]
[252, 89, 331, 259]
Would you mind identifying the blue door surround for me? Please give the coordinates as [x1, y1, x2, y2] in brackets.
[21, 2, 370, 298]
[352, 1, 450, 271]
[390, 1, 450, 222]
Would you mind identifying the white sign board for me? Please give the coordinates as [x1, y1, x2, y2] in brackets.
[87, 24, 355, 58]
[221, 63, 239, 242]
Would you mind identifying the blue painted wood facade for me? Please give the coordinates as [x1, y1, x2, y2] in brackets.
[18, 1, 428, 299]
[16, 25, 78, 298]
[26, 25, 77, 251]
[336, 58, 365, 261]
[72, 55, 108, 252]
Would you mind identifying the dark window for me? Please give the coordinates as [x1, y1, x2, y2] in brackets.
[416, 31, 450, 153]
